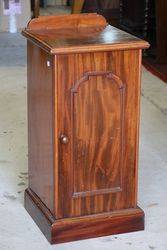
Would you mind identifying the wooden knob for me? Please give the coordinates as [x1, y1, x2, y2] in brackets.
[60, 134, 69, 144]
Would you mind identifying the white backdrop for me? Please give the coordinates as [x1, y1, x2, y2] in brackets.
[0, 0, 31, 32]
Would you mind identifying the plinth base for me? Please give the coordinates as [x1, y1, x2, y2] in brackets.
[25, 188, 144, 244]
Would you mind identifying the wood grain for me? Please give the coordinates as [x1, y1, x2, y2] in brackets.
[27, 41, 54, 213]
[56, 50, 142, 218]
[22, 14, 149, 54]
[27, 13, 107, 31]
[24, 13, 148, 244]
[71, 71, 124, 196]
[25, 188, 144, 244]
[52, 208, 144, 244]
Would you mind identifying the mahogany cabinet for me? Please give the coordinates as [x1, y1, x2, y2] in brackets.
[22, 14, 149, 244]
[119, 0, 156, 57]
[120, 0, 150, 39]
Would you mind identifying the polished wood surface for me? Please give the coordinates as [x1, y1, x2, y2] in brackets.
[22, 14, 149, 54]
[27, 41, 54, 212]
[72, 71, 123, 195]
[25, 188, 144, 244]
[27, 13, 107, 30]
[56, 50, 142, 218]
[23, 14, 148, 244]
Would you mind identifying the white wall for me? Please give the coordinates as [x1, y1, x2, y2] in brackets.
[0, 0, 31, 32]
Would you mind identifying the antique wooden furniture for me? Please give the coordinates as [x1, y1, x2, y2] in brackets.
[22, 13, 149, 244]
[120, 0, 167, 63]
[120, 0, 167, 82]
[120, 0, 150, 40]
[82, 0, 120, 27]
[72, 0, 84, 13]
[31, 0, 40, 18]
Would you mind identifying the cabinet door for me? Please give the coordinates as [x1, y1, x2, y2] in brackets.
[55, 50, 141, 219]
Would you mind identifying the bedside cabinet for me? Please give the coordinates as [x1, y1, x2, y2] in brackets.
[22, 13, 149, 244]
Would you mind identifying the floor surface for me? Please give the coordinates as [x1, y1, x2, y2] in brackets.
[0, 30, 167, 250]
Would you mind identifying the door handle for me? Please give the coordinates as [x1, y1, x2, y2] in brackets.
[59, 134, 69, 144]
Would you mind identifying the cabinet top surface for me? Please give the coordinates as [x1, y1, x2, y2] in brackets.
[22, 14, 149, 54]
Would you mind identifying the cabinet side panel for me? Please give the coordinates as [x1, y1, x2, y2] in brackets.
[27, 41, 54, 213]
